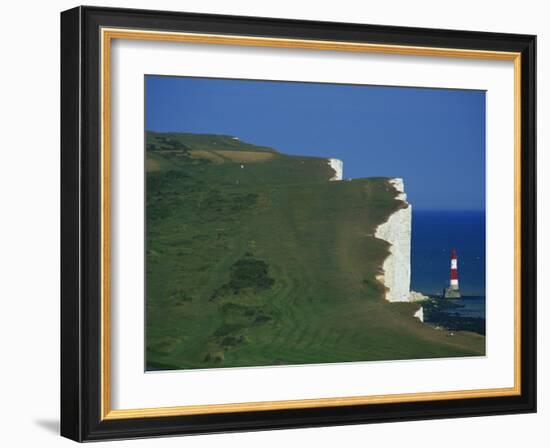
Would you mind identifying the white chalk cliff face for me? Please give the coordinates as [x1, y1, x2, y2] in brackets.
[375, 178, 413, 302]
[327, 158, 343, 181]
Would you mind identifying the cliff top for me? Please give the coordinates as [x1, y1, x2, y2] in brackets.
[146, 131, 278, 154]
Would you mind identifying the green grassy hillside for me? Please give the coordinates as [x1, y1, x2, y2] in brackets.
[145, 132, 484, 370]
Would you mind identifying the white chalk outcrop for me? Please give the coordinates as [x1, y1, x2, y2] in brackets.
[375, 178, 413, 302]
[409, 291, 429, 302]
[414, 306, 424, 322]
[327, 158, 343, 181]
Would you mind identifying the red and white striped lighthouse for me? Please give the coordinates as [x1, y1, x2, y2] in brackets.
[450, 248, 459, 290]
[444, 248, 461, 298]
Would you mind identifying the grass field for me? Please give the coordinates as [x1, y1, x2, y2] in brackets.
[145, 132, 485, 370]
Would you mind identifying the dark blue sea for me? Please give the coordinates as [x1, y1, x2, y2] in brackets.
[411, 210, 486, 332]
[411, 210, 485, 296]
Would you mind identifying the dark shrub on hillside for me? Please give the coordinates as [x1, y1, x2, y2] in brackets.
[155, 136, 191, 152]
[147, 170, 190, 193]
[228, 257, 274, 293]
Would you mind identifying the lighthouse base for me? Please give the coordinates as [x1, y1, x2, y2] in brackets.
[443, 287, 461, 299]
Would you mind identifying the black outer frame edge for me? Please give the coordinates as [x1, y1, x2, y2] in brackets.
[82, 4, 536, 51]
[61, 6, 83, 442]
[59, 5, 537, 442]
[519, 35, 537, 414]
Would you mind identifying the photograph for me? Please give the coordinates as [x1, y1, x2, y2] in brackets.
[144, 75, 487, 371]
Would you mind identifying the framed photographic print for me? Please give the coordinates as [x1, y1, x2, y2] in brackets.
[60, 6, 536, 442]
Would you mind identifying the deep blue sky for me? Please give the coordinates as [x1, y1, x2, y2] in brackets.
[146, 76, 485, 211]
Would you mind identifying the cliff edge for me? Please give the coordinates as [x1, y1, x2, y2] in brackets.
[327, 158, 343, 181]
[375, 178, 413, 302]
